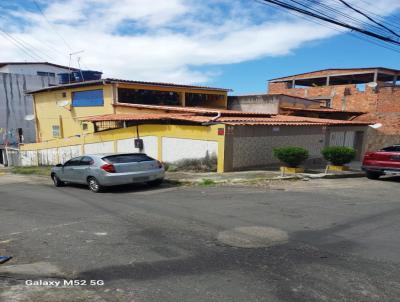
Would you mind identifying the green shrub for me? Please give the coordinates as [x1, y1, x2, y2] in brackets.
[273, 147, 309, 168]
[321, 146, 356, 165]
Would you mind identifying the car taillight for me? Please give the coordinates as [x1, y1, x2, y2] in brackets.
[100, 163, 116, 173]
[157, 160, 163, 168]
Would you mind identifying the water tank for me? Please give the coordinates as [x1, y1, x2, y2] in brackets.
[72, 70, 102, 82]
[58, 73, 73, 84]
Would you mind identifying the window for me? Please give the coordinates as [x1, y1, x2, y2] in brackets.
[185, 93, 225, 107]
[80, 156, 94, 165]
[319, 99, 331, 108]
[72, 89, 104, 107]
[37, 71, 55, 77]
[381, 146, 400, 152]
[52, 125, 60, 137]
[118, 88, 179, 105]
[62, 92, 67, 98]
[103, 153, 154, 164]
[64, 157, 82, 166]
[82, 123, 88, 130]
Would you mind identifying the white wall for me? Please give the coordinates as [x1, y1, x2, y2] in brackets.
[84, 142, 114, 154]
[0, 64, 70, 76]
[37, 148, 58, 165]
[58, 145, 82, 164]
[162, 137, 217, 162]
[18, 137, 218, 166]
[20, 150, 38, 166]
[117, 136, 158, 158]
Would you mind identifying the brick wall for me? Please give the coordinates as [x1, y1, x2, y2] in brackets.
[268, 80, 400, 151]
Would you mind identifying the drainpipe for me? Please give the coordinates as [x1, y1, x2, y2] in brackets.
[202, 111, 221, 126]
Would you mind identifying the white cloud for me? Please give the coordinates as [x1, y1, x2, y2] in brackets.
[1, 0, 399, 85]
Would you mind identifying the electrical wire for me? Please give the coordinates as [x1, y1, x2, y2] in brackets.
[0, 30, 43, 61]
[258, 0, 400, 47]
[32, 0, 73, 52]
[254, 0, 400, 54]
[336, 0, 400, 38]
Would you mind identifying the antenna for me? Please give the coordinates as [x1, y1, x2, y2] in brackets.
[57, 100, 70, 107]
[24, 114, 35, 121]
[68, 50, 84, 83]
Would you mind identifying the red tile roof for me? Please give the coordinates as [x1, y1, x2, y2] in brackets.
[280, 106, 365, 115]
[217, 115, 370, 126]
[81, 113, 211, 123]
[81, 112, 371, 126]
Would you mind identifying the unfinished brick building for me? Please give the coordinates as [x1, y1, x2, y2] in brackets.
[268, 67, 400, 152]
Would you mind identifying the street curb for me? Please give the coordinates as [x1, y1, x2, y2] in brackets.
[320, 172, 366, 179]
[276, 172, 365, 180]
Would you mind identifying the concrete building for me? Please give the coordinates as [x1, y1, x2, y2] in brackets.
[0, 62, 73, 165]
[268, 67, 400, 151]
[228, 93, 363, 120]
[15, 78, 370, 172]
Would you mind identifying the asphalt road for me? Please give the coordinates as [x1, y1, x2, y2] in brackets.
[1, 174, 400, 302]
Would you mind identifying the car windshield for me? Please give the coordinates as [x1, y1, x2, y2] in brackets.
[381, 146, 400, 152]
[102, 154, 154, 164]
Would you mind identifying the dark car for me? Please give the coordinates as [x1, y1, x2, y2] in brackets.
[362, 145, 400, 179]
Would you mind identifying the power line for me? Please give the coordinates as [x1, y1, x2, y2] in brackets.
[254, 0, 400, 54]
[0, 29, 44, 61]
[336, 0, 400, 38]
[258, 0, 400, 46]
[32, 0, 73, 51]
[302, 0, 397, 36]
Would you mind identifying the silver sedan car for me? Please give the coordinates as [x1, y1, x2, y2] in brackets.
[51, 153, 165, 192]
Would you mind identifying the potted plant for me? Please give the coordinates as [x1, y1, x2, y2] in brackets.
[273, 146, 309, 174]
[321, 146, 356, 171]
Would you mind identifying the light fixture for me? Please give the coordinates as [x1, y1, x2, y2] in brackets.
[369, 123, 382, 129]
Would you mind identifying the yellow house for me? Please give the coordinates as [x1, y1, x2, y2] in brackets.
[21, 78, 370, 173]
[31, 79, 229, 142]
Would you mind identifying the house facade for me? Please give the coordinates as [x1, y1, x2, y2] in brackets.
[16, 78, 370, 172]
[268, 67, 400, 151]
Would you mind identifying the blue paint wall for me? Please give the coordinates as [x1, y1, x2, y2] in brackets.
[72, 89, 104, 107]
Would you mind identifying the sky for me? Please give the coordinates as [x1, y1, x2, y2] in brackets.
[0, 0, 400, 94]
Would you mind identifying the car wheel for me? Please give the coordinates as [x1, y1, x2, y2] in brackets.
[147, 178, 163, 186]
[88, 177, 103, 193]
[51, 174, 65, 187]
[366, 171, 382, 180]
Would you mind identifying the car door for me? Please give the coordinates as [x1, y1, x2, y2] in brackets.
[72, 156, 94, 184]
[374, 146, 400, 170]
[62, 157, 82, 182]
[384, 146, 400, 170]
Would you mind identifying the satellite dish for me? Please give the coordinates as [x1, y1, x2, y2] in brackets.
[57, 100, 70, 107]
[367, 82, 378, 88]
[24, 114, 35, 121]
[369, 123, 382, 129]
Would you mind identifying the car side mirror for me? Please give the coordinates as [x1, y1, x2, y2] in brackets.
[56, 164, 63, 167]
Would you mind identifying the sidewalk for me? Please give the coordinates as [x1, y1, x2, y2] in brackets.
[0, 166, 365, 186]
[166, 168, 365, 185]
